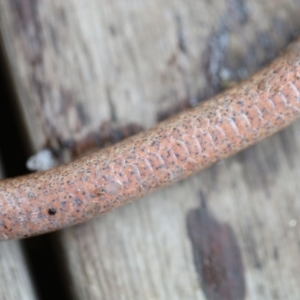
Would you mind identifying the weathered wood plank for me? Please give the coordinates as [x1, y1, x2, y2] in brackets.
[0, 160, 37, 300]
[1, 0, 300, 299]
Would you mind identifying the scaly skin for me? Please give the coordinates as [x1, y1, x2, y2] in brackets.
[1, 37, 300, 240]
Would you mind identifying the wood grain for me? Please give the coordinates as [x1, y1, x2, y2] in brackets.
[1, 38, 300, 240]
[1, 0, 300, 299]
[0, 160, 37, 300]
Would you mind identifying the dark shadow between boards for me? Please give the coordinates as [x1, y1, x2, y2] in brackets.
[0, 38, 73, 300]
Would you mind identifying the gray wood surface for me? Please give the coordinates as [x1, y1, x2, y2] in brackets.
[1, 0, 300, 299]
[0, 160, 37, 300]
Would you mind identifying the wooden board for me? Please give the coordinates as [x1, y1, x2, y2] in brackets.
[0, 160, 37, 300]
[1, 0, 300, 299]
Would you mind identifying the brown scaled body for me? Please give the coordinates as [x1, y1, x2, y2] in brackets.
[1, 37, 300, 240]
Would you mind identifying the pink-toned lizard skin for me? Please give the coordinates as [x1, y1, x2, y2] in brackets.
[1, 37, 300, 240]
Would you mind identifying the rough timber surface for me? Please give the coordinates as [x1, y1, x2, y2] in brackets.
[1, 0, 300, 299]
[0, 161, 37, 300]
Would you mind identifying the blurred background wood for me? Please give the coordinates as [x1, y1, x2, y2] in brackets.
[0, 160, 37, 300]
[1, 0, 300, 299]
